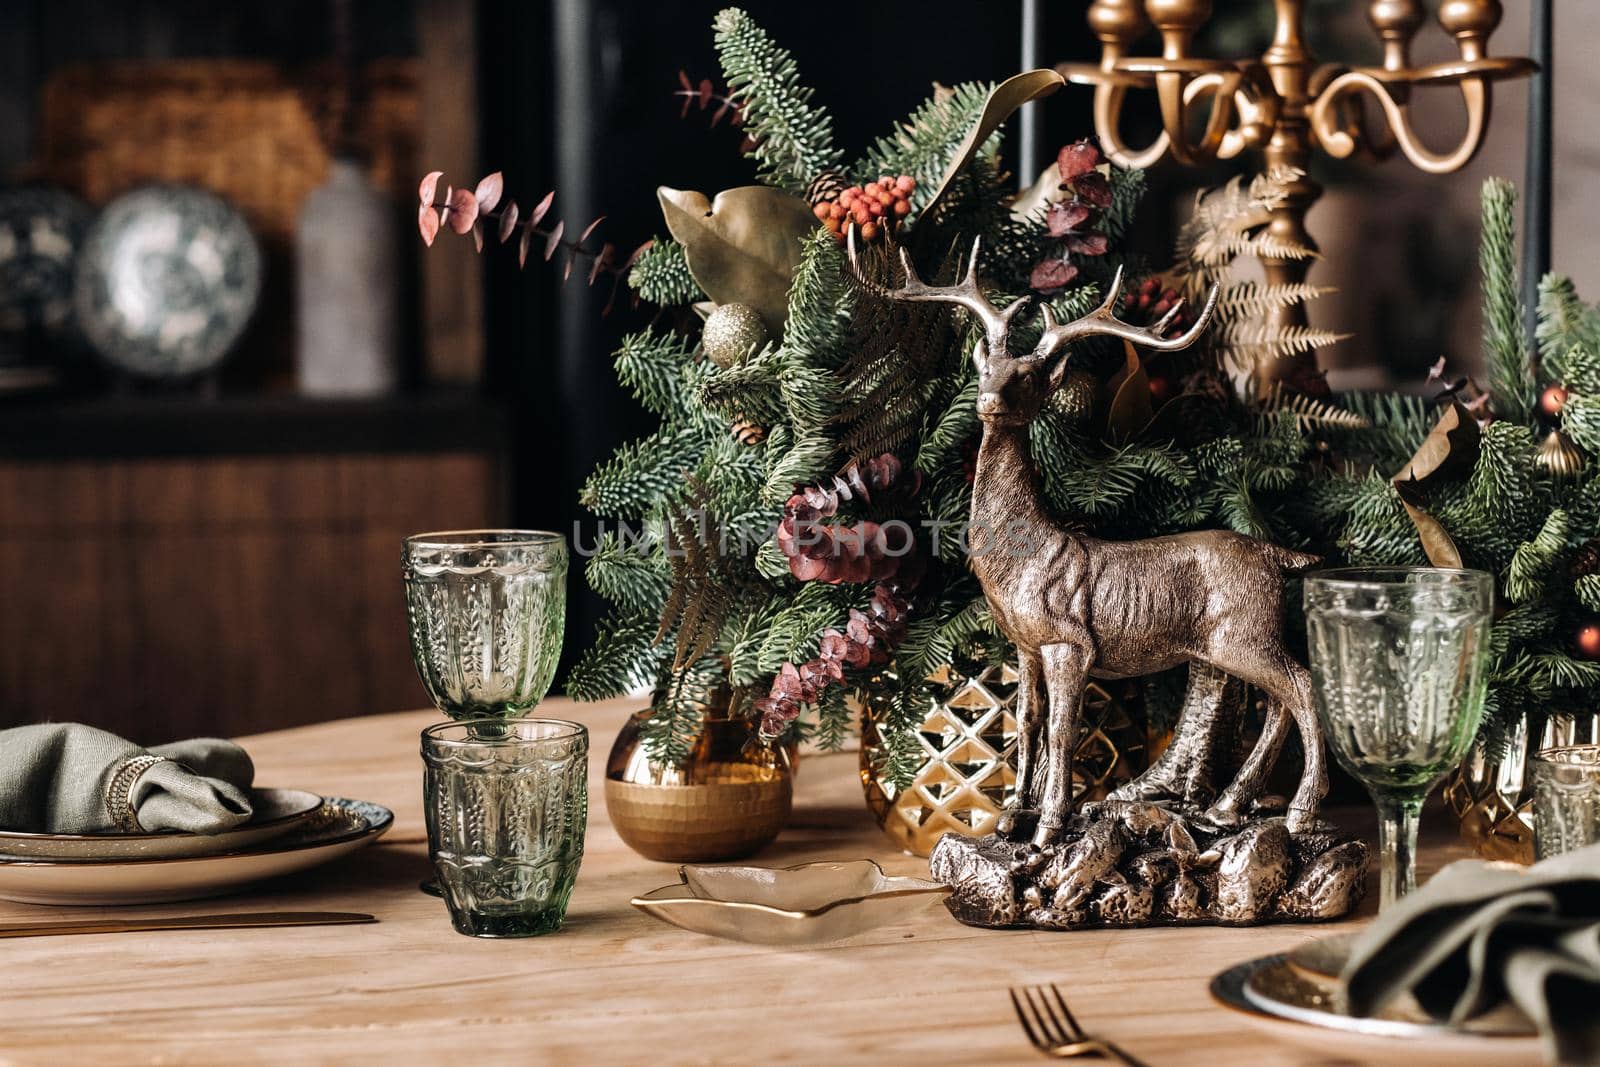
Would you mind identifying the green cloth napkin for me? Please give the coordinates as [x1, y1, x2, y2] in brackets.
[1339, 843, 1600, 1067]
[0, 724, 255, 835]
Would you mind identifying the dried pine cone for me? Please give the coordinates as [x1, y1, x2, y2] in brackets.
[806, 169, 850, 208]
[731, 417, 765, 446]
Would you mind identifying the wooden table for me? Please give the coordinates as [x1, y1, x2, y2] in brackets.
[3, 699, 1472, 1066]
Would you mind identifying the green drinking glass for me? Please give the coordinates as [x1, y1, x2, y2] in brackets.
[403, 530, 567, 720]
[422, 718, 589, 937]
[1304, 567, 1493, 910]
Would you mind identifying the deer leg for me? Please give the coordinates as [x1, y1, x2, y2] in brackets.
[1208, 652, 1328, 834]
[1208, 697, 1291, 826]
[996, 648, 1045, 839]
[1110, 662, 1231, 807]
[1033, 642, 1093, 848]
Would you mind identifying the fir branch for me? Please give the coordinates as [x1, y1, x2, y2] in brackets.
[713, 7, 843, 194]
[1576, 574, 1600, 613]
[586, 532, 670, 614]
[579, 424, 705, 518]
[811, 685, 853, 752]
[857, 82, 994, 216]
[1506, 509, 1569, 603]
[762, 431, 836, 504]
[627, 239, 704, 306]
[916, 374, 980, 474]
[1480, 178, 1532, 420]
[699, 344, 788, 425]
[1536, 274, 1600, 375]
[613, 327, 696, 417]
[566, 614, 663, 701]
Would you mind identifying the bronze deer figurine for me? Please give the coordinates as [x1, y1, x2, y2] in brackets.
[849, 235, 1328, 845]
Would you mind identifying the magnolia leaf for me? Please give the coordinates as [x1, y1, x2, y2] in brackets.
[658, 185, 815, 334]
[917, 69, 1065, 224]
[1388, 401, 1476, 567]
[1104, 342, 1153, 444]
[691, 300, 716, 321]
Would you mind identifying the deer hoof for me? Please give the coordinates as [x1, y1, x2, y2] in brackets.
[1285, 806, 1321, 834]
[1031, 822, 1066, 849]
[1201, 804, 1247, 830]
[995, 807, 1038, 840]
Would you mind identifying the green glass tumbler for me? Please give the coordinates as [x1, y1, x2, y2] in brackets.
[1304, 567, 1493, 910]
[422, 719, 589, 937]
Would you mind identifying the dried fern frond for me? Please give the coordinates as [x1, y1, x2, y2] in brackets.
[1263, 383, 1372, 431]
[1215, 281, 1336, 320]
[1175, 167, 1312, 278]
[1212, 321, 1352, 364]
[655, 480, 736, 672]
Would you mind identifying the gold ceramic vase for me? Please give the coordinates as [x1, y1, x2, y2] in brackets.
[605, 709, 795, 863]
[859, 658, 1151, 857]
[1445, 714, 1600, 864]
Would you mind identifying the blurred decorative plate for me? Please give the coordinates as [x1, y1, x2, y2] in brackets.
[0, 797, 391, 906]
[0, 187, 90, 348]
[1210, 953, 1541, 1067]
[73, 184, 261, 378]
[0, 788, 323, 861]
[631, 859, 950, 946]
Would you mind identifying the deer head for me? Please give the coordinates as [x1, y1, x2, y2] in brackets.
[848, 234, 1219, 426]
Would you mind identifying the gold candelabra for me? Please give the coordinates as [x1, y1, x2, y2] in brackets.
[1059, 0, 1535, 390]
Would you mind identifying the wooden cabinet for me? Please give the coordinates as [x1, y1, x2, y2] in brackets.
[0, 398, 506, 742]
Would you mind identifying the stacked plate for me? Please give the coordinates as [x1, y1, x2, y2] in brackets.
[0, 790, 392, 906]
[1210, 934, 1542, 1066]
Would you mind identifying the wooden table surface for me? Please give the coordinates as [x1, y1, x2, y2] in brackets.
[2, 698, 1474, 1066]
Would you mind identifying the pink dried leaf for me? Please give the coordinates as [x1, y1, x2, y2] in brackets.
[417, 204, 440, 246]
[1046, 200, 1091, 237]
[678, 68, 693, 92]
[562, 251, 574, 283]
[543, 219, 565, 262]
[620, 239, 652, 272]
[578, 215, 606, 243]
[1030, 258, 1079, 293]
[528, 190, 555, 228]
[1057, 140, 1103, 180]
[697, 78, 713, 109]
[447, 187, 478, 233]
[497, 200, 519, 244]
[589, 242, 615, 285]
[1071, 171, 1113, 209]
[474, 172, 503, 213]
[419, 170, 444, 205]
[712, 98, 731, 127]
[472, 221, 484, 253]
[1064, 233, 1109, 256]
[518, 226, 533, 268]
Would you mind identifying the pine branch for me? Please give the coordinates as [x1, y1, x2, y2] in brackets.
[1506, 509, 1569, 603]
[627, 239, 704, 306]
[699, 344, 788, 425]
[857, 82, 994, 216]
[586, 532, 670, 614]
[614, 327, 696, 418]
[1480, 178, 1533, 420]
[579, 424, 705, 518]
[566, 614, 664, 701]
[1536, 274, 1599, 375]
[713, 7, 842, 194]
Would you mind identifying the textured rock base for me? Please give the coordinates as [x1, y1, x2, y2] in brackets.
[929, 801, 1368, 929]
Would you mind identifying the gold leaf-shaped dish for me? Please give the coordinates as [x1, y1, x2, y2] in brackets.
[631, 859, 949, 946]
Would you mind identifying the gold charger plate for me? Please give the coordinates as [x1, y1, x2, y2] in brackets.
[1211, 954, 1542, 1067]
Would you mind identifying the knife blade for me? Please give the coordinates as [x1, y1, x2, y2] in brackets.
[0, 911, 376, 938]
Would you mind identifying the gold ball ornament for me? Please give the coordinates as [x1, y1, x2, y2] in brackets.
[1052, 368, 1099, 420]
[1535, 429, 1585, 480]
[701, 302, 769, 368]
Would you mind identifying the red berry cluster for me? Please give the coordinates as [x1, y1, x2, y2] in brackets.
[814, 176, 915, 243]
[1120, 277, 1193, 337]
[1030, 140, 1112, 295]
[755, 585, 912, 740]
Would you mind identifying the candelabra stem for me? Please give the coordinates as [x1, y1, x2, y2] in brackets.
[1257, 0, 1324, 395]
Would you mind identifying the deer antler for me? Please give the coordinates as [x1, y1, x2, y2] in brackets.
[847, 232, 1027, 362]
[1028, 267, 1220, 361]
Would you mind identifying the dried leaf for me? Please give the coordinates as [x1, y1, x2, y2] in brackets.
[419, 170, 443, 205]
[1029, 258, 1078, 293]
[917, 68, 1065, 224]
[1105, 342, 1152, 444]
[1046, 201, 1091, 237]
[678, 69, 693, 92]
[657, 185, 816, 333]
[563, 251, 574, 283]
[518, 226, 533, 267]
[472, 221, 484, 253]
[697, 78, 713, 109]
[712, 98, 732, 127]
[1072, 171, 1113, 210]
[474, 172, 503, 213]
[1058, 141, 1102, 180]
[497, 200, 519, 243]
[544, 219, 565, 262]
[1065, 233, 1109, 256]
[579, 216, 606, 243]
[447, 187, 478, 234]
[621, 240, 653, 272]
[417, 204, 440, 246]
[589, 242, 615, 285]
[1390, 401, 1477, 568]
[528, 190, 555, 228]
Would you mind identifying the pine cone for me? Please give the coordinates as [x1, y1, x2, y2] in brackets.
[1573, 539, 1600, 578]
[806, 169, 850, 207]
[731, 417, 765, 446]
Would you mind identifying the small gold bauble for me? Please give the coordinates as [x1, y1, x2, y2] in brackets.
[1535, 429, 1584, 479]
[702, 302, 769, 368]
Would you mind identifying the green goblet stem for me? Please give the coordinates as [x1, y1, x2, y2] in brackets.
[1374, 792, 1423, 911]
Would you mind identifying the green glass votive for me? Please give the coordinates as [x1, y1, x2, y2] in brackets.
[421, 718, 589, 938]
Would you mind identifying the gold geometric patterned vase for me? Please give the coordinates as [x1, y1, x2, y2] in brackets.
[859, 658, 1151, 857]
[1444, 714, 1600, 864]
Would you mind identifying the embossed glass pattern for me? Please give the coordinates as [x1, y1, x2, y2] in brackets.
[1533, 744, 1600, 860]
[404, 531, 567, 719]
[422, 719, 588, 937]
[1305, 567, 1492, 910]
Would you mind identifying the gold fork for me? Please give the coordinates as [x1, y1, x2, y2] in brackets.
[1009, 984, 1151, 1066]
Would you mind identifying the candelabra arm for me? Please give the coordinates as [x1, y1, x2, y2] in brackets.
[1310, 69, 1490, 175]
[1091, 81, 1173, 170]
[1078, 65, 1268, 169]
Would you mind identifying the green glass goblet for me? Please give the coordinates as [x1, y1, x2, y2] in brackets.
[403, 530, 567, 720]
[1304, 567, 1493, 910]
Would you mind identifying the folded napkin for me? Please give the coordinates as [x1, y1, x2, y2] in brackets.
[0, 724, 255, 835]
[1339, 843, 1600, 1067]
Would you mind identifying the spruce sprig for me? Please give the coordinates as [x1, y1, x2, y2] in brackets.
[1481, 178, 1533, 420]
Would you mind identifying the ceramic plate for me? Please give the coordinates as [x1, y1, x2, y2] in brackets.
[1211, 954, 1542, 1067]
[631, 859, 950, 946]
[0, 788, 323, 861]
[73, 184, 261, 378]
[0, 798, 392, 906]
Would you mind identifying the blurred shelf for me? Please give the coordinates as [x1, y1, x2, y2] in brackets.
[0, 390, 511, 460]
